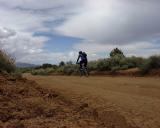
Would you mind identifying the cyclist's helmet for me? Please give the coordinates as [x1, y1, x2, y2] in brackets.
[79, 51, 82, 54]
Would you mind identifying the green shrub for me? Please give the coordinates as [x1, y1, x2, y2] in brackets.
[139, 59, 152, 75]
[28, 48, 160, 76]
[97, 59, 110, 71]
[11, 70, 22, 79]
[17, 67, 33, 73]
[41, 63, 53, 69]
[111, 66, 121, 72]
[88, 61, 99, 71]
[56, 66, 65, 73]
[62, 64, 79, 75]
[0, 50, 15, 73]
[126, 56, 144, 68]
[35, 64, 58, 70]
[63, 66, 74, 75]
[31, 69, 48, 75]
[120, 65, 129, 70]
[140, 55, 160, 75]
[149, 55, 160, 69]
[110, 54, 124, 66]
[31, 67, 58, 75]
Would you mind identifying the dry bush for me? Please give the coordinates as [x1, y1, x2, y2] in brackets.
[0, 50, 15, 73]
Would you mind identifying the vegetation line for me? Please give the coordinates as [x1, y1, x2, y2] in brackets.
[18, 48, 160, 76]
[0, 48, 159, 76]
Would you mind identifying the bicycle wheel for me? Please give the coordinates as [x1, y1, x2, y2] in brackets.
[83, 67, 89, 77]
[79, 68, 84, 76]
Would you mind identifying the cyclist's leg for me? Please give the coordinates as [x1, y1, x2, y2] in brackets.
[84, 60, 89, 76]
[84, 60, 87, 69]
[79, 61, 83, 76]
[80, 61, 83, 70]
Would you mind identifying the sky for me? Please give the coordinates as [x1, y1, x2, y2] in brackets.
[0, 0, 160, 64]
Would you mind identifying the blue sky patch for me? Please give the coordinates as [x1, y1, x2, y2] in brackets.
[34, 32, 82, 52]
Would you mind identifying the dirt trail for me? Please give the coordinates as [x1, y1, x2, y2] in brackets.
[25, 74, 160, 128]
[1, 74, 138, 128]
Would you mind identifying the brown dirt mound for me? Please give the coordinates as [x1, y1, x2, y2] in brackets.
[90, 68, 141, 76]
[0, 74, 138, 128]
[148, 69, 160, 76]
[115, 68, 141, 76]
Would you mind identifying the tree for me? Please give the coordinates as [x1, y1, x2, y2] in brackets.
[108, 48, 126, 71]
[52, 64, 58, 69]
[110, 48, 125, 58]
[59, 61, 65, 67]
[66, 61, 73, 65]
[42, 63, 53, 69]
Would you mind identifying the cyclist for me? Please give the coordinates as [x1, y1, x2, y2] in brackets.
[76, 51, 88, 72]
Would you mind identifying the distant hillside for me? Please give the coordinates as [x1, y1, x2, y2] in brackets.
[16, 62, 38, 68]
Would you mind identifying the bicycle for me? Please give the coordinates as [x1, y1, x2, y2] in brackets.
[77, 62, 89, 77]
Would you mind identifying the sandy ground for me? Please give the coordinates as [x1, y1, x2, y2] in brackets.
[1, 74, 116, 128]
[25, 74, 160, 128]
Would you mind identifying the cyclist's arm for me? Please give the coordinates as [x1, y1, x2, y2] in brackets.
[76, 55, 80, 63]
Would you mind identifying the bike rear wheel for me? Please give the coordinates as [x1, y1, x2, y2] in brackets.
[79, 67, 89, 77]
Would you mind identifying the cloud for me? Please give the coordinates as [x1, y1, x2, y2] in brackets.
[0, 0, 84, 10]
[0, 27, 16, 39]
[0, 0, 85, 33]
[0, 0, 160, 64]
[0, 28, 79, 64]
[0, 0, 84, 64]
[0, 28, 48, 61]
[18, 51, 101, 64]
[73, 40, 160, 57]
[56, 0, 160, 44]
[18, 51, 77, 64]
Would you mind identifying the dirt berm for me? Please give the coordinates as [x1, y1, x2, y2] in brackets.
[0, 74, 138, 128]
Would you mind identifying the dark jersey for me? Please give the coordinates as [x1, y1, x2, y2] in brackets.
[79, 52, 87, 61]
[77, 52, 87, 63]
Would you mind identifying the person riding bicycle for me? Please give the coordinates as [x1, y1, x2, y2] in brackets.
[76, 51, 88, 71]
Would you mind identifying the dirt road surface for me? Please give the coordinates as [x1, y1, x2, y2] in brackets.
[25, 74, 160, 128]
